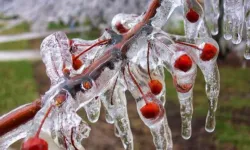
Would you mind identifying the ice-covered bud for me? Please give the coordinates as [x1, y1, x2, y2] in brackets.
[200, 43, 218, 61]
[148, 80, 163, 95]
[174, 54, 193, 72]
[72, 54, 83, 70]
[140, 102, 160, 119]
[111, 13, 140, 34]
[21, 137, 48, 150]
[115, 22, 129, 34]
[186, 8, 199, 23]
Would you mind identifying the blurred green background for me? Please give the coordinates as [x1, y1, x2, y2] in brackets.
[0, 19, 250, 150]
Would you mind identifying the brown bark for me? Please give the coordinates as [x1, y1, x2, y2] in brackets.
[0, 99, 41, 136]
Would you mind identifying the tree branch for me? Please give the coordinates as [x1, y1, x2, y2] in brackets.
[0, 0, 161, 137]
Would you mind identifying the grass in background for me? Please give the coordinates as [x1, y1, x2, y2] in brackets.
[0, 22, 30, 35]
[47, 21, 69, 30]
[0, 32, 98, 50]
[0, 61, 38, 115]
[0, 40, 30, 50]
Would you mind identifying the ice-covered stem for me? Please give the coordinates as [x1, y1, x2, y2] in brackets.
[0, 99, 41, 136]
[73, 39, 111, 60]
[127, 63, 148, 104]
[147, 41, 153, 81]
[35, 104, 54, 138]
[122, 0, 160, 41]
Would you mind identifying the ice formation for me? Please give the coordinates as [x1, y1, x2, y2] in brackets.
[0, 0, 224, 149]
[1, 0, 250, 59]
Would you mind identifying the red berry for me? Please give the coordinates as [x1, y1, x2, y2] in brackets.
[21, 137, 48, 150]
[63, 68, 70, 76]
[174, 54, 192, 72]
[115, 22, 129, 34]
[148, 80, 163, 95]
[200, 43, 217, 61]
[69, 39, 73, 46]
[72, 55, 83, 70]
[186, 9, 199, 23]
[140, 102, 160, 119]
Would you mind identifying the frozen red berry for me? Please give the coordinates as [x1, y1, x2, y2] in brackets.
[69, 39, 73, 46]
[186, 9, 199, 23]
[174, 54, 193, 72]
[21, 137, 48, 150]
[140, 102, 160, 119]
[200, 43, 217, 61]
[115, 22, 129, 34]
[148, 80, 163, 95]
[72, 55, 83, 70]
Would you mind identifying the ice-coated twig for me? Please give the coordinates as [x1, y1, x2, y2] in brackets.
[0, 0, 224, 149]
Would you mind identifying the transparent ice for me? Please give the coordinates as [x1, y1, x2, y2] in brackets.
[0, 0, 224, 150]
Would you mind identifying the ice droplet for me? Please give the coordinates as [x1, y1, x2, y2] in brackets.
[83, 97, 101, 123]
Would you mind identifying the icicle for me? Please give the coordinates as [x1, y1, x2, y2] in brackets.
[203, 0, 220, 35]
[114, 126, 120, 137]
[105, 109, 115, 124]
[173, 36, 220, 132]
[83, 97, 101, 123]
[112, 84, 133, 150]
[223, 0, 244, 44]
[171, 51, 196, 139]
[244, 0, 250, 59]
[150, 117, 173, 150]
[202, 64, 220, 132]
[100, 76, 134, 150]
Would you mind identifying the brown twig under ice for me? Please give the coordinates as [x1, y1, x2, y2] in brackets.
[0, 0, 161, 137]
[0, 99, 41, 136]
